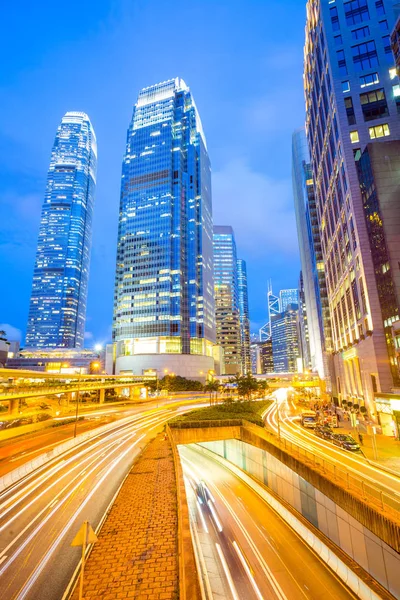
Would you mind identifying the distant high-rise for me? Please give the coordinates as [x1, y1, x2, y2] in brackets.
[304, 0, 400, 415]
[297, 271, 312, 371]
[292, 128, 331, 378]
[237, 259, 251, 374]
[279, 289, 298, 312]
[112, 79, 215, 379]
[213, 226, 241, 374]
[26, 112, 97, 349]
[271, 304, 300, 373]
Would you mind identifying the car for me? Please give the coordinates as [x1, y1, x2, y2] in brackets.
[314, 425, 334, 440]
[332, 433, 360, 451]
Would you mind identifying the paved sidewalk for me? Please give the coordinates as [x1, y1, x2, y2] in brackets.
[335, 418, 400, 472]
[72, 434, 179, 600]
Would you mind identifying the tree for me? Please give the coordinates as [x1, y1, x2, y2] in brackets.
[257, 379, 269, 399]
[229, 373, 259, 401]
[0, 330, 7, 341]
[204, 380, 220, 405]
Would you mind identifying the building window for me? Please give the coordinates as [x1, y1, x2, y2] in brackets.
[368, 123, 390, 138]
[342, 80, 351, 92]
[352, 40, 379, 71]
[334, 34, 343, 46]
[345, 97, 357, 124]
[330, 6, 340, 30]
[350, 130, 360, 143]
[382, 35, 392, 62]
[389, 67, 397, 79]
[375, 0, 385, 16]
[337, 49, 348, 75]
[393, 85, 400, 113]
[353, 148, 362, 161]
[344, 0, 370, 26]
[351, 25, 370, 40]
[360, 72, 379, 87]
[379, 19, 388, 30]
[360, 88, 389, 121]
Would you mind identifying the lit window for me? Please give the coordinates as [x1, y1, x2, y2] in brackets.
[393, 84, 400, 97]
[368, 123, 390, 138]
[360, 72, 379, 87]
[389, 68, 397, 79]
[342, 80, 351, 92]
[350, 130, 359, 143]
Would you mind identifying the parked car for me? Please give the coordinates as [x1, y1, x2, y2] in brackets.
[314, 425, 334, 440]
[332, 433, 360, 451]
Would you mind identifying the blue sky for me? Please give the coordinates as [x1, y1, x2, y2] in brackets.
[0, 0, 306, 345]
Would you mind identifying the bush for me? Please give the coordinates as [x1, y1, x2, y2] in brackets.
[36, 412, 51, 422]
[168, 400, 270, 428]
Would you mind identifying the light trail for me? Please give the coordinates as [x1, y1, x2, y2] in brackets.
[215, 543, 240, 600]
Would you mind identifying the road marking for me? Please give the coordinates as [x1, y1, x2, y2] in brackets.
[233, 540, 264, 600]
[215, 543, 240, 600]
[0, 555, 7, 565]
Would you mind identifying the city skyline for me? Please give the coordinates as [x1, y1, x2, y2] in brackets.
[0, 0, 304, 345]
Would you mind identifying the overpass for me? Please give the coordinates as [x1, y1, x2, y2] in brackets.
[0, 368, 155, 413]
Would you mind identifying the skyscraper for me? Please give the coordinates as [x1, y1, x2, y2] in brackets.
[213, 226, 241, 374]
[279, 289, 299, 312]
[304, 0, 400, 414]
[292, 128, 331, 378]
[271, 304, 301, 373]
[237, 259, 251, 374]
[297, 271, 312, 371]
[112, 79, 215, 379]
[26, 112, 97, 349]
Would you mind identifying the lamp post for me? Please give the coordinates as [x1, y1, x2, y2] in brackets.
[73, 367, 84, 438]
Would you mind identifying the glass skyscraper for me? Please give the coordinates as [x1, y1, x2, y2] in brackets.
[237, 259, 251, 374]
[292, 128, 332, 379]
[112, 79, 215, 379]
[26, 112, 97, 349]
[271, 304, 301, 373]
[279, 289, 299, 312]
[304, 0, 400, 415]
[213, 226, 241, 374]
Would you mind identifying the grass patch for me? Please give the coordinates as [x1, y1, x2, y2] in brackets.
[168, 400, 270, 428]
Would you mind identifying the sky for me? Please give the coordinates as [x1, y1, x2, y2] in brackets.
[0, 0, 306, 346]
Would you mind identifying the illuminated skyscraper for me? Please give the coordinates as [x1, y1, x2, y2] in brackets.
[279, 289, 299, 312]
[112, 79, 215, 379]
[26, 112, 97, 349]
[271, 304, 301, 373]
[304, 0, 400, 414]
[213, 226, 241, 374]
[237, 259, 251, 374]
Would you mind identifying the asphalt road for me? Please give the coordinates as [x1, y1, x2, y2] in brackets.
[0, 400, 201, 600]
[264, 397, 400, 502]
[0, 396, 205, 477]
[180, 444, 357, 600]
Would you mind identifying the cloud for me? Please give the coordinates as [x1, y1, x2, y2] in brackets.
[0, 323, 22, 341]
[212, 158, 298, 259]
[84, 331, 94, 340]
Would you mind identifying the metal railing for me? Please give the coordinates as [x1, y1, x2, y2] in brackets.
[243, 422, 400, 522]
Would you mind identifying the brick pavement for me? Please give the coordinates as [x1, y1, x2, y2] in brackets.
[72, 434, 179, 600]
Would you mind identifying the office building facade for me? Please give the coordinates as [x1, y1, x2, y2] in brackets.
[297, 271, 312, 371]
[213, 226, 241, 374]
[279, 288, 299, 312]
[292, 128, 332, 378]
[112, 79, 215, 379]
[26, 112, 97, 349]
[271, 304, 301, 373]
[237, 259, 252, 374]
[304, 0, 400, 414]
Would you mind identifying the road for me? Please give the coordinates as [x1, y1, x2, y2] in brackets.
[0, 400, 202, 600]
[265, 396, 400, 501]
[0, 396, 205, 477]
[180, 444, 357, 600]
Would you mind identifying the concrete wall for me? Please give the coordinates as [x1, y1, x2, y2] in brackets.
[116, 353, 214, 381]
[199, 438, 400, 598]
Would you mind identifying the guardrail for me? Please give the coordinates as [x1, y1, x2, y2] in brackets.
[0, 380, 150, 400]
[244, 422, 400, 522]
